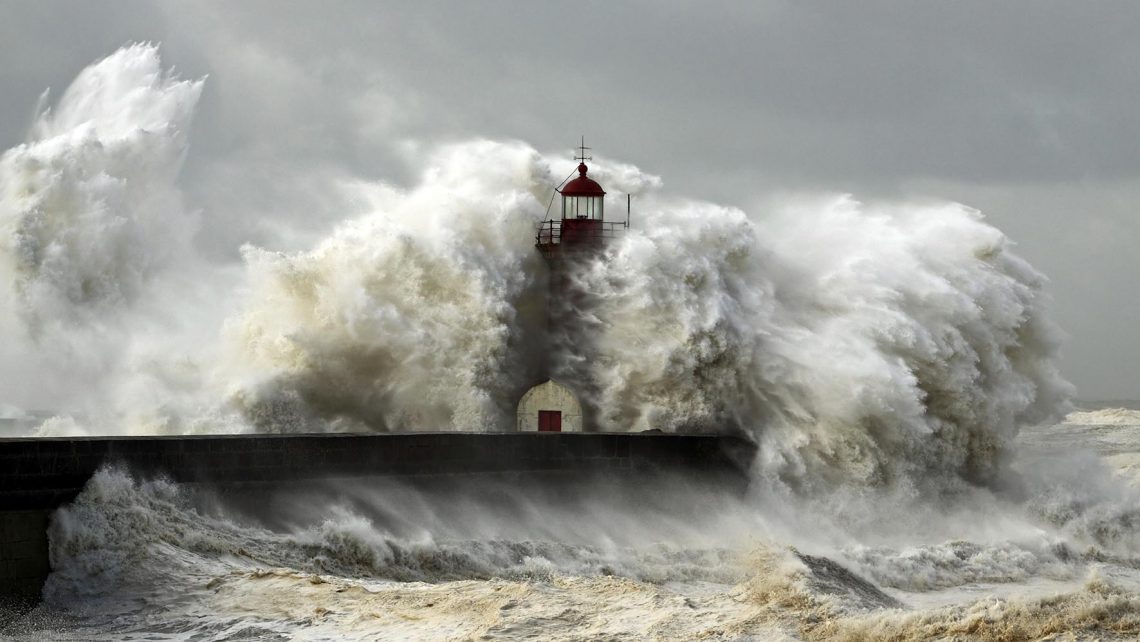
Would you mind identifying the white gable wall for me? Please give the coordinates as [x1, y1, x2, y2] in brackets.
[516, 379, 583, 432]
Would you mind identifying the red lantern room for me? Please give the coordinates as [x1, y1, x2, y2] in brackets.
[536, 138, 628, 260]
[561, 162, 606, 219]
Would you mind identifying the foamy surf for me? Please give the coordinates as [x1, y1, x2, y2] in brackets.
[6, 451, 1140, 641]
[1065, 408, 1140, 426]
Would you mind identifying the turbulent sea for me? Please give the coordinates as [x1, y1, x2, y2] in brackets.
[0, 406, 1139, 641]
[2, 44, 1138, 641]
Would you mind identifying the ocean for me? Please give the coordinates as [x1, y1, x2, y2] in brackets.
[2, 404, 1139, 641]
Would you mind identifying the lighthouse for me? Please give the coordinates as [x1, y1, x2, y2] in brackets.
[535, 137, 628, 260]
[518, 139, 627, 433]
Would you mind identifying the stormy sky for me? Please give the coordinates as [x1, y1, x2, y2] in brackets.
[2, 1, 1138, 400]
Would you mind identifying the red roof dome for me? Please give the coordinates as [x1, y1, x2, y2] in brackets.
[559, 163, 606, 197]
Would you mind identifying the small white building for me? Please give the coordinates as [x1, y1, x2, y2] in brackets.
[516, 379, 583, 432]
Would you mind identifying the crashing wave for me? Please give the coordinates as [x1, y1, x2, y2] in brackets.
[1065, 408, 1140, 426]
[0, 44, 1071, 495]
[0, 43, 201, 331]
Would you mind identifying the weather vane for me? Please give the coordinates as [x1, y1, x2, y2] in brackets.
[574, 135, 592, 162]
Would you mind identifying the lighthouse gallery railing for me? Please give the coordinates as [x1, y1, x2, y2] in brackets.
[535, 219, 628, 246]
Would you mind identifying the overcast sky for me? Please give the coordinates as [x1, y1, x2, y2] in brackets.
[2, 1, 1138, 400]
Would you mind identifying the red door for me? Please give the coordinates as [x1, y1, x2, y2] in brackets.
[538, 410, 562, 432]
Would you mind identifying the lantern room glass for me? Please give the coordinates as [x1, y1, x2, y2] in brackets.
[562, 195, 604, 220]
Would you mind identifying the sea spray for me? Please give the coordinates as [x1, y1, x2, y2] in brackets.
[221, 141, 555, 431]
[0, 43, 201, 330]
[576, 196, 1072, 491]
[0, 44, 210, 431]
[224, 168, 1070, 492]
[0, 44, 1071, 495]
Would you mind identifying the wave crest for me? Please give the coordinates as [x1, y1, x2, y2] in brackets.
[0, 43, 201, 330]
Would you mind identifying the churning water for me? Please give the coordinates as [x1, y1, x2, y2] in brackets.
[2, 45, 1137, 640]
[3, 410, 1140, 641]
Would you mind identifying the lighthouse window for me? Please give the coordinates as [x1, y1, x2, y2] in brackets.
[562, 196, 604, 219]
[582, 196, 601, 219]
[565, 197, 585, 219]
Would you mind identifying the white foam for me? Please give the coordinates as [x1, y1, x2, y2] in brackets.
[1065, 407, 1140, 426]
[0, 44, 213, 427]
[0, 43, 201, 329]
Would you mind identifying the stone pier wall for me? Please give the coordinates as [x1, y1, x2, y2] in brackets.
[0, 510, 50, 610]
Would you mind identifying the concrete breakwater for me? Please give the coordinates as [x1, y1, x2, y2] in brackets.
[0, 432, 756, 609]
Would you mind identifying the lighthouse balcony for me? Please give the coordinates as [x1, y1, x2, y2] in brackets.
[535, 219, 627, 258]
